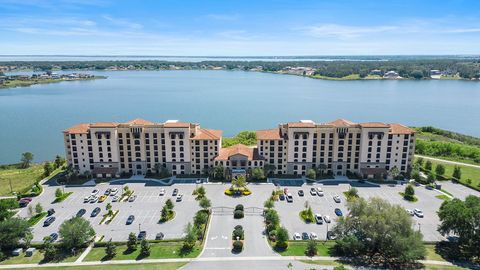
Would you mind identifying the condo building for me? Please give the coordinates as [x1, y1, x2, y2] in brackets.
[64, 118, 415, 179]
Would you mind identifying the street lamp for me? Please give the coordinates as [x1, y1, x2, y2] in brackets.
[139, 223, 141, 233]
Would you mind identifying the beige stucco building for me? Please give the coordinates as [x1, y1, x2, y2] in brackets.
[64, 118, 415, 179]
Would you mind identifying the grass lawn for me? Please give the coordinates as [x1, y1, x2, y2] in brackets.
[276, 241, 334, 256]
[420, 158, 480, 191]
[84, 242, 201, 261]
[0, 249, 82, 265]
[0, 164, 44, 196]
[435, 195, 452, 201]
[424, 264, 470, 270]
[28, 212, 48, 226]
[53, 192, 73, 203]
[424, 244, 446, 262]
[19, 262, 187, 270]
[299, 259, 341, 266]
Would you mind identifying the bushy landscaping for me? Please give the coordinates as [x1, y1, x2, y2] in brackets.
[159, 199, 175, 222]
[222, 131, 257, 147]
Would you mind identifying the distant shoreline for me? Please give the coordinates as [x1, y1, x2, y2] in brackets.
[0, 75, 107, 90]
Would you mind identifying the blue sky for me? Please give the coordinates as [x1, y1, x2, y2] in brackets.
[0, 0, 479, 55]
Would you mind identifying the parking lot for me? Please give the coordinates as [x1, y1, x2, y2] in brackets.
[17, 179, 464, 245]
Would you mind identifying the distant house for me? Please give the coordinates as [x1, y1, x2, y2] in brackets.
[0, 78, 5, 85]
[383, 71, 401, 79]
[430, 69, 442, 79]
[370, 69, 382, 75]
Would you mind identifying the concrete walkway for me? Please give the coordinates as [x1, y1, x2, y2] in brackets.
[416, 155, 480, 169]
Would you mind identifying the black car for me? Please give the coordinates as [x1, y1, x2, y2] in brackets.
[172, 188, 178, 196]
[76, 208, 86, 217]
[298, 190, 304, 197]
[49, 233, 58, 243]
[43, 216, 56, 227]
[138, 230, 147, 240]
[327, 231, 337, 240]
[91, 207, 101, 217]
[47, 208, 55, 216]
[302, 232, 309, 240]
[155, 232, 165, 240]
[279, 194, 285, 200]
[126, 215, 135, 225]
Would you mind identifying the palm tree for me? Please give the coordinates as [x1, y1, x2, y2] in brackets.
[263, 164, 276, 177]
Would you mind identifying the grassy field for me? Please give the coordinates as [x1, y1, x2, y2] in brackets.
[420, 158, 480, 191]
[19, 262, 187, 270]
[84, 242, 202, 261]
[27, 212, 48, 226]
[299, 259, 341, 266]
[0, 164, 44, 196]
[276, 241, 334, 256]
[0, 249, 82, 265]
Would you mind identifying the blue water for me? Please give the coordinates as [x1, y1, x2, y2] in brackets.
[1, 70, 479, 164]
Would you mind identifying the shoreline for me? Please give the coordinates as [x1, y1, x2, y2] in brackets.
[0, 76, 107, 90]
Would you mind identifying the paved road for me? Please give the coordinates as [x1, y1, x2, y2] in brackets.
[416, 155, 480, 169]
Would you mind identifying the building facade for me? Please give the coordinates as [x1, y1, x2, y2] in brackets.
[64, 118, 415, 179]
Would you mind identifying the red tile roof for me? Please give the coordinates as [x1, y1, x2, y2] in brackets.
[127, 118, 154, 125]
[191, 128, 222, 140]
[389, 123, 415, 134]
[325, 119, 357, 127]
[90, 122, 118, 128]
[215, 144, 263, 161]
[359, 122, 390, 128]
[287, 122, 315, 128]
[256, 128, 282, 140]
[164, 122, 191, 128]
[64, 123, 90, 134]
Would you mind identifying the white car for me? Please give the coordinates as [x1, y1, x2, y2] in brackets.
[83, 196, 91, 203]
[316, 187, 324, 196]
[315, 214, 323, 224]
[89, 195, 98, 203]
[323, 215, 331, 223]
[112, 195, 120, 202]
[128, 195, 137, 202]
[286, 193, 293, 202]
[333, 195, 341, 203]
[406, 209, 414, 216]
[293, 232, 301, 240]
[176, 194, 183, 202]
[310, 188, 317, 196]
[91, 189, 99, 196]
[414, 208, 424, 218]
[110, 188, 118, 196]
[159, 188, 166, 196]
[310, 232, 318, 240]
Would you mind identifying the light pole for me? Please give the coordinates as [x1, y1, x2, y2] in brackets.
[139, 223, 141, 233]
[326, 222, 329, 241]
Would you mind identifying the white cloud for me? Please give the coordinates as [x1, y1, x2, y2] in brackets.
[301, 24, 398, 39]
[102, 15, 143, 30]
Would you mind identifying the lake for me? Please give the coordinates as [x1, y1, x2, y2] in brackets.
[1, 70, 479, 164]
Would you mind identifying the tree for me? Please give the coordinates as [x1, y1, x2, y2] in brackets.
[345, 187, 358, 199]
[27, 205, 34, 217]
[453, 166, 462, 180]
[0, 218, 31, 251]
[263, 164, 276, 176]
[43, 162, 54, 177]
[405, 184, 415, 197]
[427, 172, 436, 184]
[438, 195, 480, 260]
[194, 211, 208, 226]
[55, 188, 63, 198]
[305, 239, 318, 256]
[435, 164, 445, 178]
[54, 155, 65, 169]
[20, 152, 34, 168]
[390, 166, 400, 179]
[333, 197, 426, 264]
[232, 175, 246, 188]
[275, 226, 289, 249]
[264, 199, 274, 209]
[105, 239, 116, 259]
[182, 222, 197, 251]
[425, 160, 433, 171]
[199, 197, 211, 210]
[59, 216, 95, 249]
[165, 199, 174, 210]
[411, 169, 421, 182]
[265, 209, 280, 228]
[43, 237, 56, 261]
[306, 169, 316, 180]
[140, 239, 151, 257]
[127, 232, 137, 251]
[251, 167, 265, 180]
[213, 165, 224, 180]
[35, 203, 43, 215]
[195, 186, 206, 199]
[415, 157, 424, 167]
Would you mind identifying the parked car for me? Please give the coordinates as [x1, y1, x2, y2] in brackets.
[43, 216, 55, 226]
[302, 232, 309, 240]
[315, 214, 323, 224]
[298, 190, 304, 196]
[285, 193, 293, 202]
[104, 188, 111, 195]
[91, 207, 101, 217]
[327, 231, 337, 240]
[76, 208, 86, 217]
[323, 215, 331, 223]
[279, 194, 285, 201]
[138, 230, 147, 240]
[293, 232, 301, 240]
[83, 196, 91, 203]
[155, 232, 165, 240]
[110, 188, 118, 196]
[334, 208, 343, 216]
[91, 189, 99, 196]
[128, 195, 137, 202]
[310, 188, 317, 196]
[47, 208, 55, 216]
[310, 232, 318, 240]
[406, 209, 414, 216]
[316, 187, 324, 196]
[283, 188, 289, 195]
[112, 196, 120, 202]
[126, 215, 135, 225]
[172, 188, 178, 196]
[21, 197, 33, 202]
[89, 196, 99, 203]
[333, 195, 341, 203]
[414, 208, 424, 218]
[159, 188, 166, 196]
[48, 233, 58, 243]
[19, 198, 31, 207]
[195, 179, 202, 184]
[176, 194, 183, 202]
[98, 195, 107, 203]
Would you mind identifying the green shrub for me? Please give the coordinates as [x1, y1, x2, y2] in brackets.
[235, 204, 244, 211]
[234, 209, 244, 219]
[232, 240, 243, 252]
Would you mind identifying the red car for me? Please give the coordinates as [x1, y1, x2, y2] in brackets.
[20, 197, 33, 202]
[283, 188, 289, 195]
